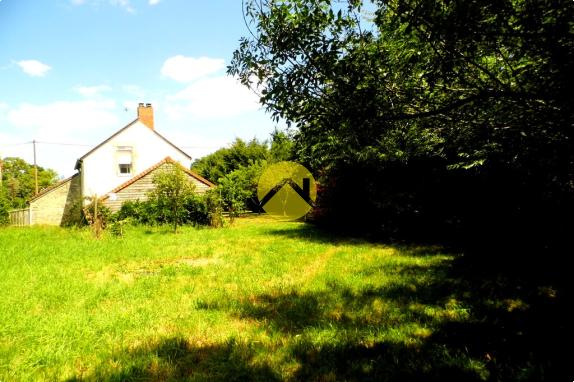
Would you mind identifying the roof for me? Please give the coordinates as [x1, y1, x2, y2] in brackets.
[74, 119, 192, 170]
[29, 173, 79, 203]
[101, 156, 214, 201]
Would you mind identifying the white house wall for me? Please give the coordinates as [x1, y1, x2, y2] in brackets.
[81, 121, 191, 197]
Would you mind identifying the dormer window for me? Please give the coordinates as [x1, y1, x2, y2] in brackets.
[117, 146, 133, 176]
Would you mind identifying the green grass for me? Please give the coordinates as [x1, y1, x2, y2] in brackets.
[0, 216, 566, 381]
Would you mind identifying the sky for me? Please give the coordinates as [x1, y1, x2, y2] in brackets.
[0, 0, 277, 178]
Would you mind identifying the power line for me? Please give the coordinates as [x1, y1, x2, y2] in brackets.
[180, 145, 221, 149]
[36, 142, 221, 149]
[0, 141, 32, 147]
[1, 140, 221, 149]
[35, 141, 93, 147]
[0, 141, 97, 148]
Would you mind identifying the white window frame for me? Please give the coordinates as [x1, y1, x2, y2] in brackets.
[116, 146, 133, 176]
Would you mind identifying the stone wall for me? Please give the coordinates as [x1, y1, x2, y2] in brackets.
[30, 174, 81, 226]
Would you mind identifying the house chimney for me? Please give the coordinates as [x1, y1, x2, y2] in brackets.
[137, 102, 154, 130]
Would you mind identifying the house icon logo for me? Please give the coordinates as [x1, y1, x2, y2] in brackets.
[257, 161, 316, 220]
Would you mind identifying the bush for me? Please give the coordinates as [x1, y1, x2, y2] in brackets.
[109, 218, 129, 237]
[218, 162, 265, 221]
[82, 197, 112, 238]
[0, 192, 10, 226]
[204, 189, 224, 228]
[184, 194, 210, 226]
[61, 199, 84, 227]
[149, 166, 197, 233]
[113, 192, 223, 228]
[113, 200, 157, 225]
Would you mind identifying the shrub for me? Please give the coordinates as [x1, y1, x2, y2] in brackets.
[61, 199, 84, 227]
[149, 166, 196, 233]
[113, 200, 156, 225]
[0, 192, 10, 226]
[113, 193, 222, 228]
[218, 162, 265, 221]
[82, 197, 112, 238]
[109, 218, 129, 237]
[184, 194, 210, 226]
[204, 189, 224, 228]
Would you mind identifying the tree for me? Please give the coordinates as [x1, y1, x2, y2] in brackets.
[191, 138, 269, 183]
[0, 157, 58, 208]
[269, 130, 294, 163]
[191, 133, 296, 183]
[0, 190, 9, 226]
[231, 0, 572, 168]
[192, 133, 296, 216]
[230, 0, 573, 247]
[218, 162, 265, 220]
[149, 165, 196, 233]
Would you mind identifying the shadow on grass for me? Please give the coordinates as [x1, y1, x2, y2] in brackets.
[66, 337, 280, 382]
[264, 222, 457, 256]
[255, 224, 570, 381]
[71, 223, 570, 381]
[263, 224, 341, 245]
[234, 263, 569, 381]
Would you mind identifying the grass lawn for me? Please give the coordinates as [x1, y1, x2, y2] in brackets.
[0, 216, 566, 381]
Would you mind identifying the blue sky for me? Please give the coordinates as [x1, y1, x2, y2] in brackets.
[0, 0, 275, 177]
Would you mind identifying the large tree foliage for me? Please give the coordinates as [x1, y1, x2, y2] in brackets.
[0, 157, 59, 208]
[230, 0, 572, 167]
[230, 0, 573, 247]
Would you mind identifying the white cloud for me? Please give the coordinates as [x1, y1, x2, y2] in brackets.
[149, 0, 160, 5]
[165, 75, 260, 119]
[110, 0, 134, 13]
[70, 0, 135, 13]
[17, 60, 51, 77]
[163, 130, 227, 159]
[160, 55, 261, 120]
[121, 84, 145, 98]
[161, 55, 225, 83]
[75, 85, 112, 97]
[3, 100, 121, 176]
[121, 99, 159, 114]
[7, 100, 120, 139]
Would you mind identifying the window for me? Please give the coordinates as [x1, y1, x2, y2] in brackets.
[117, 146, 133, 176]
[118, 163, 131, 174]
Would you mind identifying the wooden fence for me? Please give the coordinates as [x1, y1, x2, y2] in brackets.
[9, 208, 30, 226]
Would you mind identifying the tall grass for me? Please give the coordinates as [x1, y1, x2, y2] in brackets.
[0, 217, 564, 381]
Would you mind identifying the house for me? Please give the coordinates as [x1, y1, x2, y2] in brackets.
[24, 103, 213, 225]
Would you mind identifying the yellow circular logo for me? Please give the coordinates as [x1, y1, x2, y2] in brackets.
[257, 161, 317, 220]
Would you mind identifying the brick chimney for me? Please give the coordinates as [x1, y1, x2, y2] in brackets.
[137, 102, 154, 130]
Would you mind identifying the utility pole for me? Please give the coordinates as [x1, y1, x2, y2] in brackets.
[33, 139, 38, 195]
[0, 153, 3, 188]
